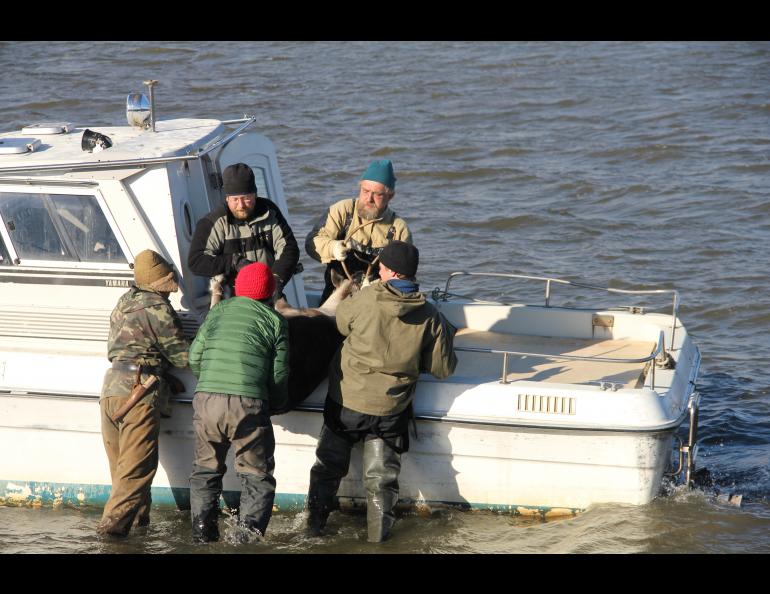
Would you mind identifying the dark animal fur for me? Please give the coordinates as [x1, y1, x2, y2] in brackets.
[282, 315, 344, 411]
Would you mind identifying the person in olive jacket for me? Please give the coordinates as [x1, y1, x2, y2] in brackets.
[188, 262, 289, 543]
[306, 241, 457, 543]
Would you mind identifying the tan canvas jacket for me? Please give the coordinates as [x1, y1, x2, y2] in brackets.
[305, 198, 412, 264]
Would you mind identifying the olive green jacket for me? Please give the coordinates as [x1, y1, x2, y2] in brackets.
[328, 281, 457, 416]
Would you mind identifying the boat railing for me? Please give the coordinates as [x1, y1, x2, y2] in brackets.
[454, 330, 667, 391]
[0, 117, 256, 175]
[433, 271, 680, 351]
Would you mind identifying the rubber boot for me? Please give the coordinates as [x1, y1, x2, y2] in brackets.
[132, 491, 152, 530]
[96, 513, 134, 538]
[363, 438, 401, 543]
[190, 464, 223, 543]
[306, 425, 352, 535]
[238, 469, 276, 538]
[191, 510, 220, 543]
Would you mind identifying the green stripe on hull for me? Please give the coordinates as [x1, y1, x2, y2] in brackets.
[0, 480, 306, 512]
[0, 480, 579, 516]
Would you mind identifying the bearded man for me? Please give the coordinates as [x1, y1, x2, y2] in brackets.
[188, 163, 299, 302]
[305, 159, 412, 301]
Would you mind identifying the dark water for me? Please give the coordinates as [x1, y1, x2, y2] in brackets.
[1, 41, 768, 553]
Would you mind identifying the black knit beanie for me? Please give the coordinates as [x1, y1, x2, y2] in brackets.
[379, 241, 419, 278]
[223, 163, 257, 195]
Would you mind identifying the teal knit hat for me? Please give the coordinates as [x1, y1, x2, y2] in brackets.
[361, 159, 396, 190]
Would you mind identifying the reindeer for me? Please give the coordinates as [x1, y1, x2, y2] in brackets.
[274, 271, 359, 410]
[208, 270, 359, 411]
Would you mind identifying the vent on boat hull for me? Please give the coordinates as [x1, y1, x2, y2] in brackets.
[0, 309, 202, 342]
[0, 309, 109, 341]
[517, 393, 576, 415]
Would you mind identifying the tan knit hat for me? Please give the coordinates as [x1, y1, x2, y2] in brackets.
[133, 249, 179, 293]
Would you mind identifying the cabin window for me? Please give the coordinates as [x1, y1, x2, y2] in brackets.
[50, 195, 127, 263]
[253, 167, 270, 198]
[0, 193, 68, 260]
[182, 201, 193, 239]
[0, 235, 10, 265]
[0, 192, 127, 264]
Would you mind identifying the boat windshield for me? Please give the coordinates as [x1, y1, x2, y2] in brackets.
[0, 192, 127, 264]
[0, 234, 9, 265]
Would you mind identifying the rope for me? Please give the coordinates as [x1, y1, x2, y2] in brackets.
[340, 217, 382, 282]
[343, 217, 382, 241]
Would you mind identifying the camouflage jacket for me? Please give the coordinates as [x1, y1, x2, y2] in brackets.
[100, 286, 190, 402]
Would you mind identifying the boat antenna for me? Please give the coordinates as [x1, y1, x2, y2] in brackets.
[143, 79, 158, 132]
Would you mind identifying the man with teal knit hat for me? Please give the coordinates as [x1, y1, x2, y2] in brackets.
[305, 159, 413, 301]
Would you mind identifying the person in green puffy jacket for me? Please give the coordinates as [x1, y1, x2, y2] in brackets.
[188, 262, 289, 543]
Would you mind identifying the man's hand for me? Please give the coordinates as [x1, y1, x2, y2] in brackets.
[272, 274, 284, 302]
[331, 240, 349, 262]
[235, 257, 254, 272]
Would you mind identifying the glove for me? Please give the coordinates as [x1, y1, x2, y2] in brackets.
[235, 257, 254, 272]
[331, 240, 349, 262]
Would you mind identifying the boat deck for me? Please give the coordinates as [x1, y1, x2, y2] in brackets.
[0, 119, 225, 170]
[454, 328, 655, 388]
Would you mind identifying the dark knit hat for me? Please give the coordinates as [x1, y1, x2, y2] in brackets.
[235, 262, 276, 301]
[133, 249, 178, 292]
[379, 241, 419, 278]
[223, 163, 257, 196]
[361, 159, 396, 190]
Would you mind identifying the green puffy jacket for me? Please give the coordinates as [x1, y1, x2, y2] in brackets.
[329, 281, 457, 416]
[189, 296, 289, 410]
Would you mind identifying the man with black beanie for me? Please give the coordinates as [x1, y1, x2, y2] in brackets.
[188, 163, 299, 302]
[305, 240, 457, 543]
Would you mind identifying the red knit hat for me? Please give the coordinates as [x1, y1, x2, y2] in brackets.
[235, 262, 276, 301]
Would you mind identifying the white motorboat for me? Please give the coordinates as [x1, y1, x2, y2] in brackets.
[0, 85, 701, 517]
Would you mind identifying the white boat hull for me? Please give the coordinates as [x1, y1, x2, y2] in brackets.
[0, 391, 681, 515]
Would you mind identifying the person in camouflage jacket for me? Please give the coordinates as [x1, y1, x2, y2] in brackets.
[97, 249, 189, 537]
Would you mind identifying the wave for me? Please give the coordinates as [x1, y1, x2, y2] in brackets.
[371, 146, 409, 156]
[716, 163, 770, 174]
[404, 168, 525, 181]
[133, 46, 197, 55]
[448, 214, 548, 230]
[588, 144, 685, 162]
[490, 147, 533, 157]
[16, 99, 81, 110]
